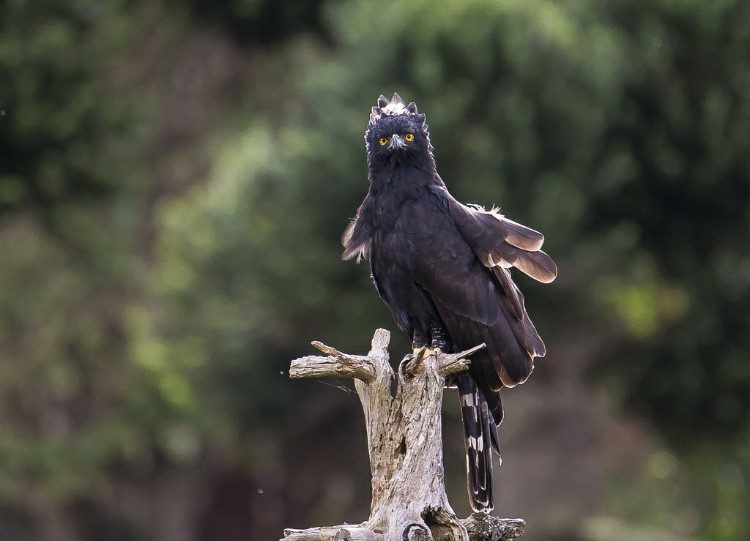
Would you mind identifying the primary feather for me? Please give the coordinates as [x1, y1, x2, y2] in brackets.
[342, 93, 557, 511]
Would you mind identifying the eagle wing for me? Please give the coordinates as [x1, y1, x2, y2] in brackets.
[414, 187, 557, 389]
[450, 200, 557, 285]
[341, 193, 373, 262]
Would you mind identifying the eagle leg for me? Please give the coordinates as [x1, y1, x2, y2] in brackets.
[411, 327, 429, 357]
[430, 322, 451, 352]
[430, 322, 460, 387]
[410, 324, 453, 360]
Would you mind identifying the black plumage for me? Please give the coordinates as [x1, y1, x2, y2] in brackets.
[342, 94, 557, 512]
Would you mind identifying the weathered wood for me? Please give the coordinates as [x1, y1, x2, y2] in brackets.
[281, 517, 524, 541]
[282, 329, 524, 541]
[462, 514, 525, 540]
[283, 526, 383, 540]
[289, 340, 376, 382]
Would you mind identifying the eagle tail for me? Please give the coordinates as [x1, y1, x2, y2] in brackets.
[458, 374, 496, 512]
[483, 387, 503, 455]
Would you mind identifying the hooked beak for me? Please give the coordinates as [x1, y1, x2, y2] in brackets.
[388, 134, 406, 151]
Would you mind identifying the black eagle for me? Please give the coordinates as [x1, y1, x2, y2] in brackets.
[342, 93, 557, 512]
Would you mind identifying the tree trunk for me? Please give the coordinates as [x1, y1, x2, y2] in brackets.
[281, 329, 525, 541]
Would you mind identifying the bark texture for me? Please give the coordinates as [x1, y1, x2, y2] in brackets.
[283, 329, 525, 541]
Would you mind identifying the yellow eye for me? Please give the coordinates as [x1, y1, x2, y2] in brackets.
[378, 137, 389, 146]
[404, 133, 414, 142]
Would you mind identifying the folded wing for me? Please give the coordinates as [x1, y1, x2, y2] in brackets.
[415, 192, 557, 388]
[454, 202, 557, 284]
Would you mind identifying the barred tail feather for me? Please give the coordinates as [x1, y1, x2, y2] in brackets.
[483, 389, 503, 456]
[458, 374, 495, 512]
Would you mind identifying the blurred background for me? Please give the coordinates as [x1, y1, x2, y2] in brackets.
[1, 0, 749, 539]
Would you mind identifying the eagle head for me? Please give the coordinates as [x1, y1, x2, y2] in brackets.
[365, 93, 431, 166]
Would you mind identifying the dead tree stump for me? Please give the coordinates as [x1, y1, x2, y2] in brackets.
[281, 328, 526, 541]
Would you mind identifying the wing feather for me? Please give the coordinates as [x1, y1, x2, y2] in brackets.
[492, 266, 524, 321]
[341, 195, 373, 262]
[412, 188, 556, 387]
[515, 250, 557, 284]
[489, 268, 545, 356]
[453, 198, 558, 283]
[493, 214, 545, 251]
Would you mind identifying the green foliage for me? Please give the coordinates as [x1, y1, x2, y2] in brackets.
[0, 0, 140, 214]
[1, 0, 748, 539]
[180, 0, 328, 44]
[0, 1, 235, 537]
